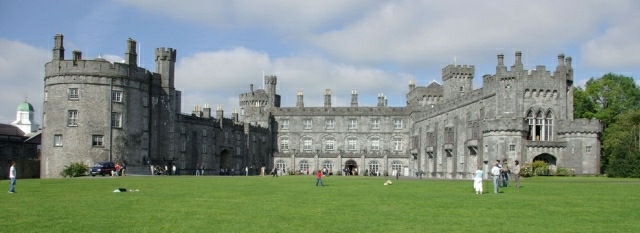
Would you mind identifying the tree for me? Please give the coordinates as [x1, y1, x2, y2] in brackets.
[573, 73, 640, 175]
[604, 110, 640, 177]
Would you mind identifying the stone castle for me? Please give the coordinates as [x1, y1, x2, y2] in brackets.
[41, 34, 601, 178]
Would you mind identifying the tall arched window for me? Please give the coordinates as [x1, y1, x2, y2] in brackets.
[368, 160, 380, 174]
[545, 110, 553, 141]
[527, 110, 536, 140]
[471, 122, 479, 139]
[276, 160, 286, 170]
[299, 160, 310, 172]
[391, 161, 402, 172]
[322, 160, 334, 171]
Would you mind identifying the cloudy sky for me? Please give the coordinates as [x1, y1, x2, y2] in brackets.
[1, 0, 639, 125]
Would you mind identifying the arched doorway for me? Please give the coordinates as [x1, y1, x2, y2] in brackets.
[345, 160, 358, 175]
[220, 149, 231, 171]
[533, 153, 557, 165]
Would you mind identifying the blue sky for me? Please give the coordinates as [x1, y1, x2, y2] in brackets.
[1, 0, 639, 125]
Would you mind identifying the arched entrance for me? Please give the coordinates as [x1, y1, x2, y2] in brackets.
[345, 160, 358, 175]
[220, 149, 231, 171]
[533, 153, 557, 165]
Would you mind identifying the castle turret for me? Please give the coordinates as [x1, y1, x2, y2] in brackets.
[296, 91, 304, 108]
[232, 109, 239, 123]
[511, 51, 523, 71]
[351, 89, 358, 107]
[155, 47, 176, 90]
[53, 34, 64, 60]
[126, 38, 137, 66]
[442, 64, 474, 100]
[377, 93, 384, 106]
[324, 89, 331, 108]
[265, 75, 277, 108]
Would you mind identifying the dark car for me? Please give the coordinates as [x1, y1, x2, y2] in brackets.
[90, 162, 116, 176]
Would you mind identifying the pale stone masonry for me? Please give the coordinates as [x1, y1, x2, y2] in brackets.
[41, 34, 601, 178]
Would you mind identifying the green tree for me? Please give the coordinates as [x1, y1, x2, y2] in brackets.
[573, 73, 640, 175]
[604, 110, 640, 177]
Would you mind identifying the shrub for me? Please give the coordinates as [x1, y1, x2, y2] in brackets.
[532, 160, 551, 176]
[555, 167, 575, 176]
[520, 163, 534, 177]
[60, 162, 89, 178]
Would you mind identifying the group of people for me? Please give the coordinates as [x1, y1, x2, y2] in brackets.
[112, 163, 126, 177]
[195, 164, 206, 176]
[475, 159, 521, 194]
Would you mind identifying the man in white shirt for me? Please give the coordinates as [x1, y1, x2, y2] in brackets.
[491, 161, 502, 194]
[9, 161, 16, 193]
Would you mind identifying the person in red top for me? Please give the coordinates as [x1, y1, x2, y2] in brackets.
[114, 163, 121, 177]
[315, 170, 324, 186]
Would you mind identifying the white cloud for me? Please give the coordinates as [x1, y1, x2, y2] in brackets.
[174, 47, 413, 115]
[0, 39, 49, 124]
[581, 11, 640, 69]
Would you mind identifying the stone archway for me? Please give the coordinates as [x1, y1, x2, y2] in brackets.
[533, 153, 557, 165]
[220, 149, 231, 170]
[345, 159, 358, 175]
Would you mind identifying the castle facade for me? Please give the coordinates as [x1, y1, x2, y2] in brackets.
[41, 34, 601, 178]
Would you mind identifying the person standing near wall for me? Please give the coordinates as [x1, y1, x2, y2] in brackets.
[512, 160, 521, 188]
[491, 161, 501, 194]
[8, 161, 16, 193]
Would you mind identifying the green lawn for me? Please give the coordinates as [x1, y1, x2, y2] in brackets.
[1, 175, 639, 232]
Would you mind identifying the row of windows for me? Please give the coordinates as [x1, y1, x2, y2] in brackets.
[66, 110, 123, 128]
[64, 88, 125, 103]
[54, 134, 147, 149]
[280, 138, 403, 152]
[281, 118, 403, 130]
[276, 159, 404, 172]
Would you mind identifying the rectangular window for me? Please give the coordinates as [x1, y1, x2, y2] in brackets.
[142, 97, 148, 107]
[180, 141, 186, 152]
[303, 139, 312, 151]
[348, 139, 357, 151]
[111, 112, 122, 128]
[92, 135, 104, 147]
[142, 137, 148, 149]
[394, 119, 403, 129]
[509, 144, 516, 151]
[325, 139, 335, 151]
[371, 118, 380, 129]
[203, 129, 207, 137]
[371, 139, 380, 151]
[112, 91, 123, 102]
[325, 119, 335, 129]
[181, 126, 185, 134]
[67, 110, 78, 126]
[54, 134, 63, 147]
[303, 119, 312, 130]
[202, 144, 207, 154]
[281, 138, 290, 151]
[281, 119, 289, 129]
[393, 138, 403, 151]
[68, 88, 79, 100]
[586, 146, 592, 153]
[348, 118, 358, 129]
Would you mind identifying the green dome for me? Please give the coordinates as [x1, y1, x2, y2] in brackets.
[17, 101, 34, 111]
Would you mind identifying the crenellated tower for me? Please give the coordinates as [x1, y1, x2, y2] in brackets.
[442, 64, 474, 100]
[155, 47, 176, 91]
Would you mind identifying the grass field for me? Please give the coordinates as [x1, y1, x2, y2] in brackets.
[1, 175, 639, 232]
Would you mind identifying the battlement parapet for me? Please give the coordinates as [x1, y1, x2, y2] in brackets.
[272, 106, 410, 116]
[556, 119, 601, 134]
[155, 47, 176, 61]
[265, 75, 277, 85]
[483, 117, 526, 133]
[45, 60, 149, 81]
[442, 64, 474, 81]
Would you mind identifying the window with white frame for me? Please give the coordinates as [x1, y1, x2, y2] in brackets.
[323, 160, 334, 171]
[276, 160, 286, 170]
[527, 109, 553, 141]
[325, 139, 335, 151]
[391, 160, 402, 173]
[92, 135, 103, 147]
[347, 138, 357, 151]
[281, 138, 290, 151]
[348, 118, 357, 129]
[111, 112, 122, 128]
[112, 91, 123, 102]
[394, 119, 403, 129]
[68, 88, 79, 100]
[299, 160, 310, 172]
[67, 110, 78, 126]
[303, 119, 312, 130]
[325, 118, 334, 129]
[371, 138, 380, 151]
[303, 138, 313, 151]
[368, 160, 380, 173]
[54, 134, 63, 147]
[545, 111, 553, 141]
[392, 138, 403, 151]
[281, 119, 289, 129]
[371, 118, 380, 129]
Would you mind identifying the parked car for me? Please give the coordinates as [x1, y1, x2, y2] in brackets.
[90, 162, 116, 176]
